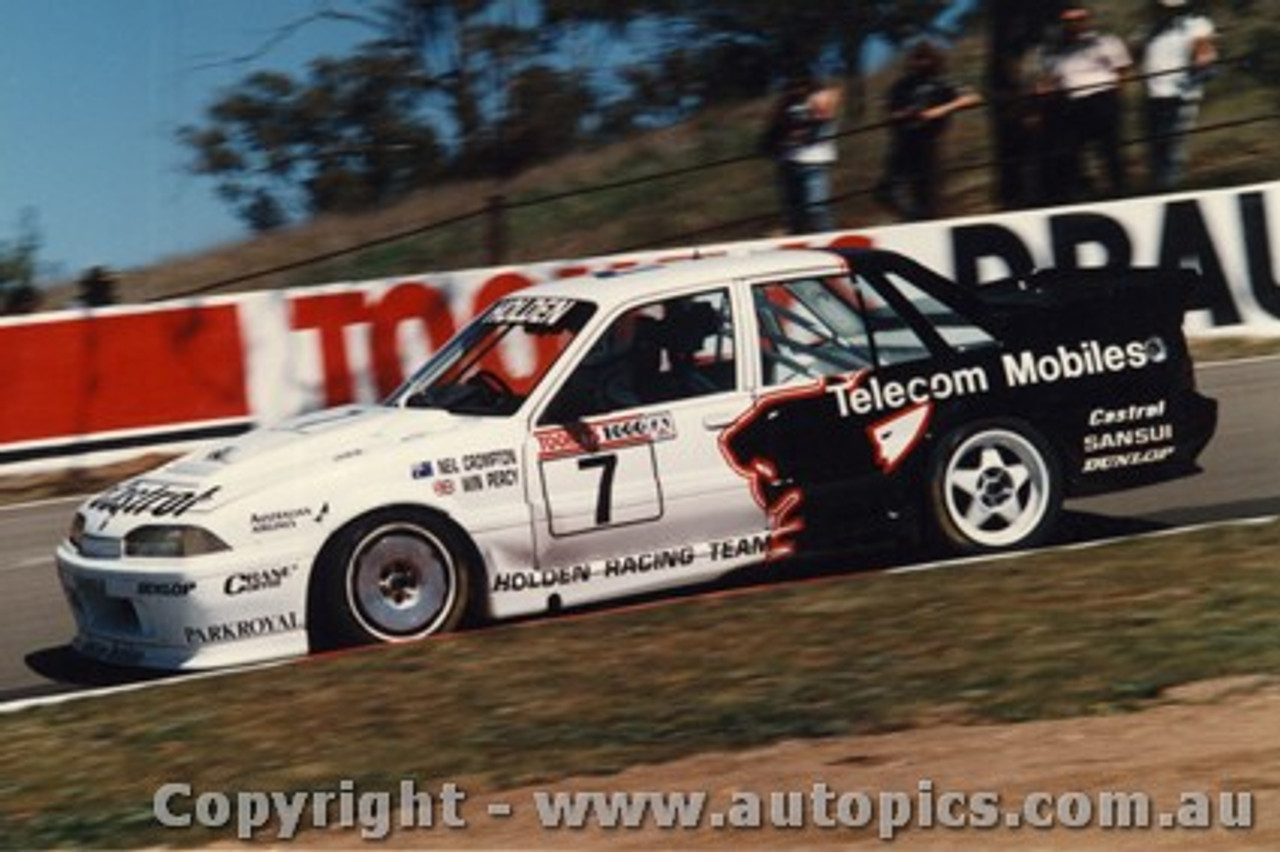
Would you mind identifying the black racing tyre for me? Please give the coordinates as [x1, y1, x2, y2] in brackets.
[926, 419, 1062, 554]
[309, 508, 475, 651]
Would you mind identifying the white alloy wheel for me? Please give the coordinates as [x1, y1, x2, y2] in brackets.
[939, 426, 1057, 550]
[346, 522, 459, 641]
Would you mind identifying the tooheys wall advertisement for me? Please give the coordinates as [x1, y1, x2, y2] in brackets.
[2, 180, 1278, 469]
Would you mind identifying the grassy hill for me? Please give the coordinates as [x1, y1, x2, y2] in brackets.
[66, 1, 1280, 307]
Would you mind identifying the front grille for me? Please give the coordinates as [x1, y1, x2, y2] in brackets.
[67, 577, 141, 636]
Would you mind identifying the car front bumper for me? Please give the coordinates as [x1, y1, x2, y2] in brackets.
[55, 541, 312, 670]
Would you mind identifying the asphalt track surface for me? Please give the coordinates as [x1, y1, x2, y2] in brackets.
[1, 358, 1276, 704]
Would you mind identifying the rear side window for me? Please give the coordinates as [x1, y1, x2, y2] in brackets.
[880, 271, 997, 353]
[753, 277, 874, 385]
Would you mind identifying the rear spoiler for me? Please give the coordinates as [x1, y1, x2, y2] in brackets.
[977, 267, 1210, 313]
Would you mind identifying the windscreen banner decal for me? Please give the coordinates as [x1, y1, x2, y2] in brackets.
[485, 296, 577, 326]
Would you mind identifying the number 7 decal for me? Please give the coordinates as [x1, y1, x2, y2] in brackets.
[540, 445, 663, 536]
[577, 453, 618, 525]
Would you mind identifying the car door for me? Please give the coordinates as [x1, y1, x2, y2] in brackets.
[723, 266, 998, 554]
[525, 287, 766, 594]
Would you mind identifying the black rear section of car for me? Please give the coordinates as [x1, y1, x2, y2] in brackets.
[789, 249, 1221, 552]
[960, 265, 1216, 497]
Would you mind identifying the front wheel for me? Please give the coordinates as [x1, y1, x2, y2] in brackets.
[927, 420, 1062, 554]
[310, 509, 474, 651]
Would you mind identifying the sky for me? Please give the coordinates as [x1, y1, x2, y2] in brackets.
[1, 1, 979, 286]
[1, 0, 367, 283]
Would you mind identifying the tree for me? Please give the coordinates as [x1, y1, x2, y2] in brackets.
[0, 209, 42, 314]
[485, 65, 595, 173]
[180, 1, 971, 227]
[1243, 23, 1280, 96]
[985, 0, 1060, 208]
[180, 49, 444, 228]
[560, 1, 963, 135]
[361, 1, 553, 174]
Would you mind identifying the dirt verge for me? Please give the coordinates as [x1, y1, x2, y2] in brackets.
[288, 676, 1279, 851]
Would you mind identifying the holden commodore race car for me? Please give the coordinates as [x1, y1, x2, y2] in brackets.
[56, 248, 1217, 669]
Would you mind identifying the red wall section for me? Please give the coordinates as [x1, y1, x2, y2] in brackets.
[0, 305, 248, 444]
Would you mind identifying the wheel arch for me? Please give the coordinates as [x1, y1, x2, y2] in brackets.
[305, 502, 490, 643]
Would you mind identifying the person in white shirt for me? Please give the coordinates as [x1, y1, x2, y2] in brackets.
[1040, 6, 1132, 201]
[1138, 0, 1217, 190]
[761, 66, 842, 234]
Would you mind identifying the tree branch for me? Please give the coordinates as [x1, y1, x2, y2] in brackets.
[188, 1, 382, 72]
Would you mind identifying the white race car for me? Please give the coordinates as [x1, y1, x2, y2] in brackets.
[56, 248, 1215, 669]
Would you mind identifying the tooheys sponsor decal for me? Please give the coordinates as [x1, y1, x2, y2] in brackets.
[829, 339, 1165, 417]
[223, 565, 298, 596]
[88, 481, 220, 518]
[184, 612, 301, 645]
[536, 411, 677, 459]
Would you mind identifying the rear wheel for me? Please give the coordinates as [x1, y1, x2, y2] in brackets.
[928, 420, 1061, 553]
[310, 509, 474, 651]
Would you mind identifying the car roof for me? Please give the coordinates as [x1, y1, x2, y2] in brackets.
[521, 248, 853, 309]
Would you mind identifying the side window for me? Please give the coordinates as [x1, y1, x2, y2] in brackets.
[753, 277, 874, 386]
[541, 290, 736, 422]
[860, 280, 933, 367]
[881, 271, 996, 353]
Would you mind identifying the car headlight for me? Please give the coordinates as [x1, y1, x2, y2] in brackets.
[124, 525, 230, 558]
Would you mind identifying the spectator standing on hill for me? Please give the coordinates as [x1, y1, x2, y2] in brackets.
[761, 67, 842, 234]
[78, 265, 117, 307]
[1138, 0, 1217, 191]
[874, 41, 982, 221]
[1040, 6, 1131, 201]
[1, 281, 40, 315]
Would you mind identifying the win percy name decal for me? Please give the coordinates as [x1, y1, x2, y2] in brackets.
[88, 481, 220, 518]
[829, 338, 1166, 417]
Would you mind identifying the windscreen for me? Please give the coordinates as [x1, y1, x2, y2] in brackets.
[388, 296, 595, 416]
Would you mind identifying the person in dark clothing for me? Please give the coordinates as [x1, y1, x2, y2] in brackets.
[78, 265, 117, 307]
[1039, 6, 1132, 201]
[874, 41, 982, 221]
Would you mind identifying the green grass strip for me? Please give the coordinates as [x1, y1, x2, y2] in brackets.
[2, 519, 1280, 847]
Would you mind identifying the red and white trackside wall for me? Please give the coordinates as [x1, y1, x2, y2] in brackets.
[4, 181, 1279, 470]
